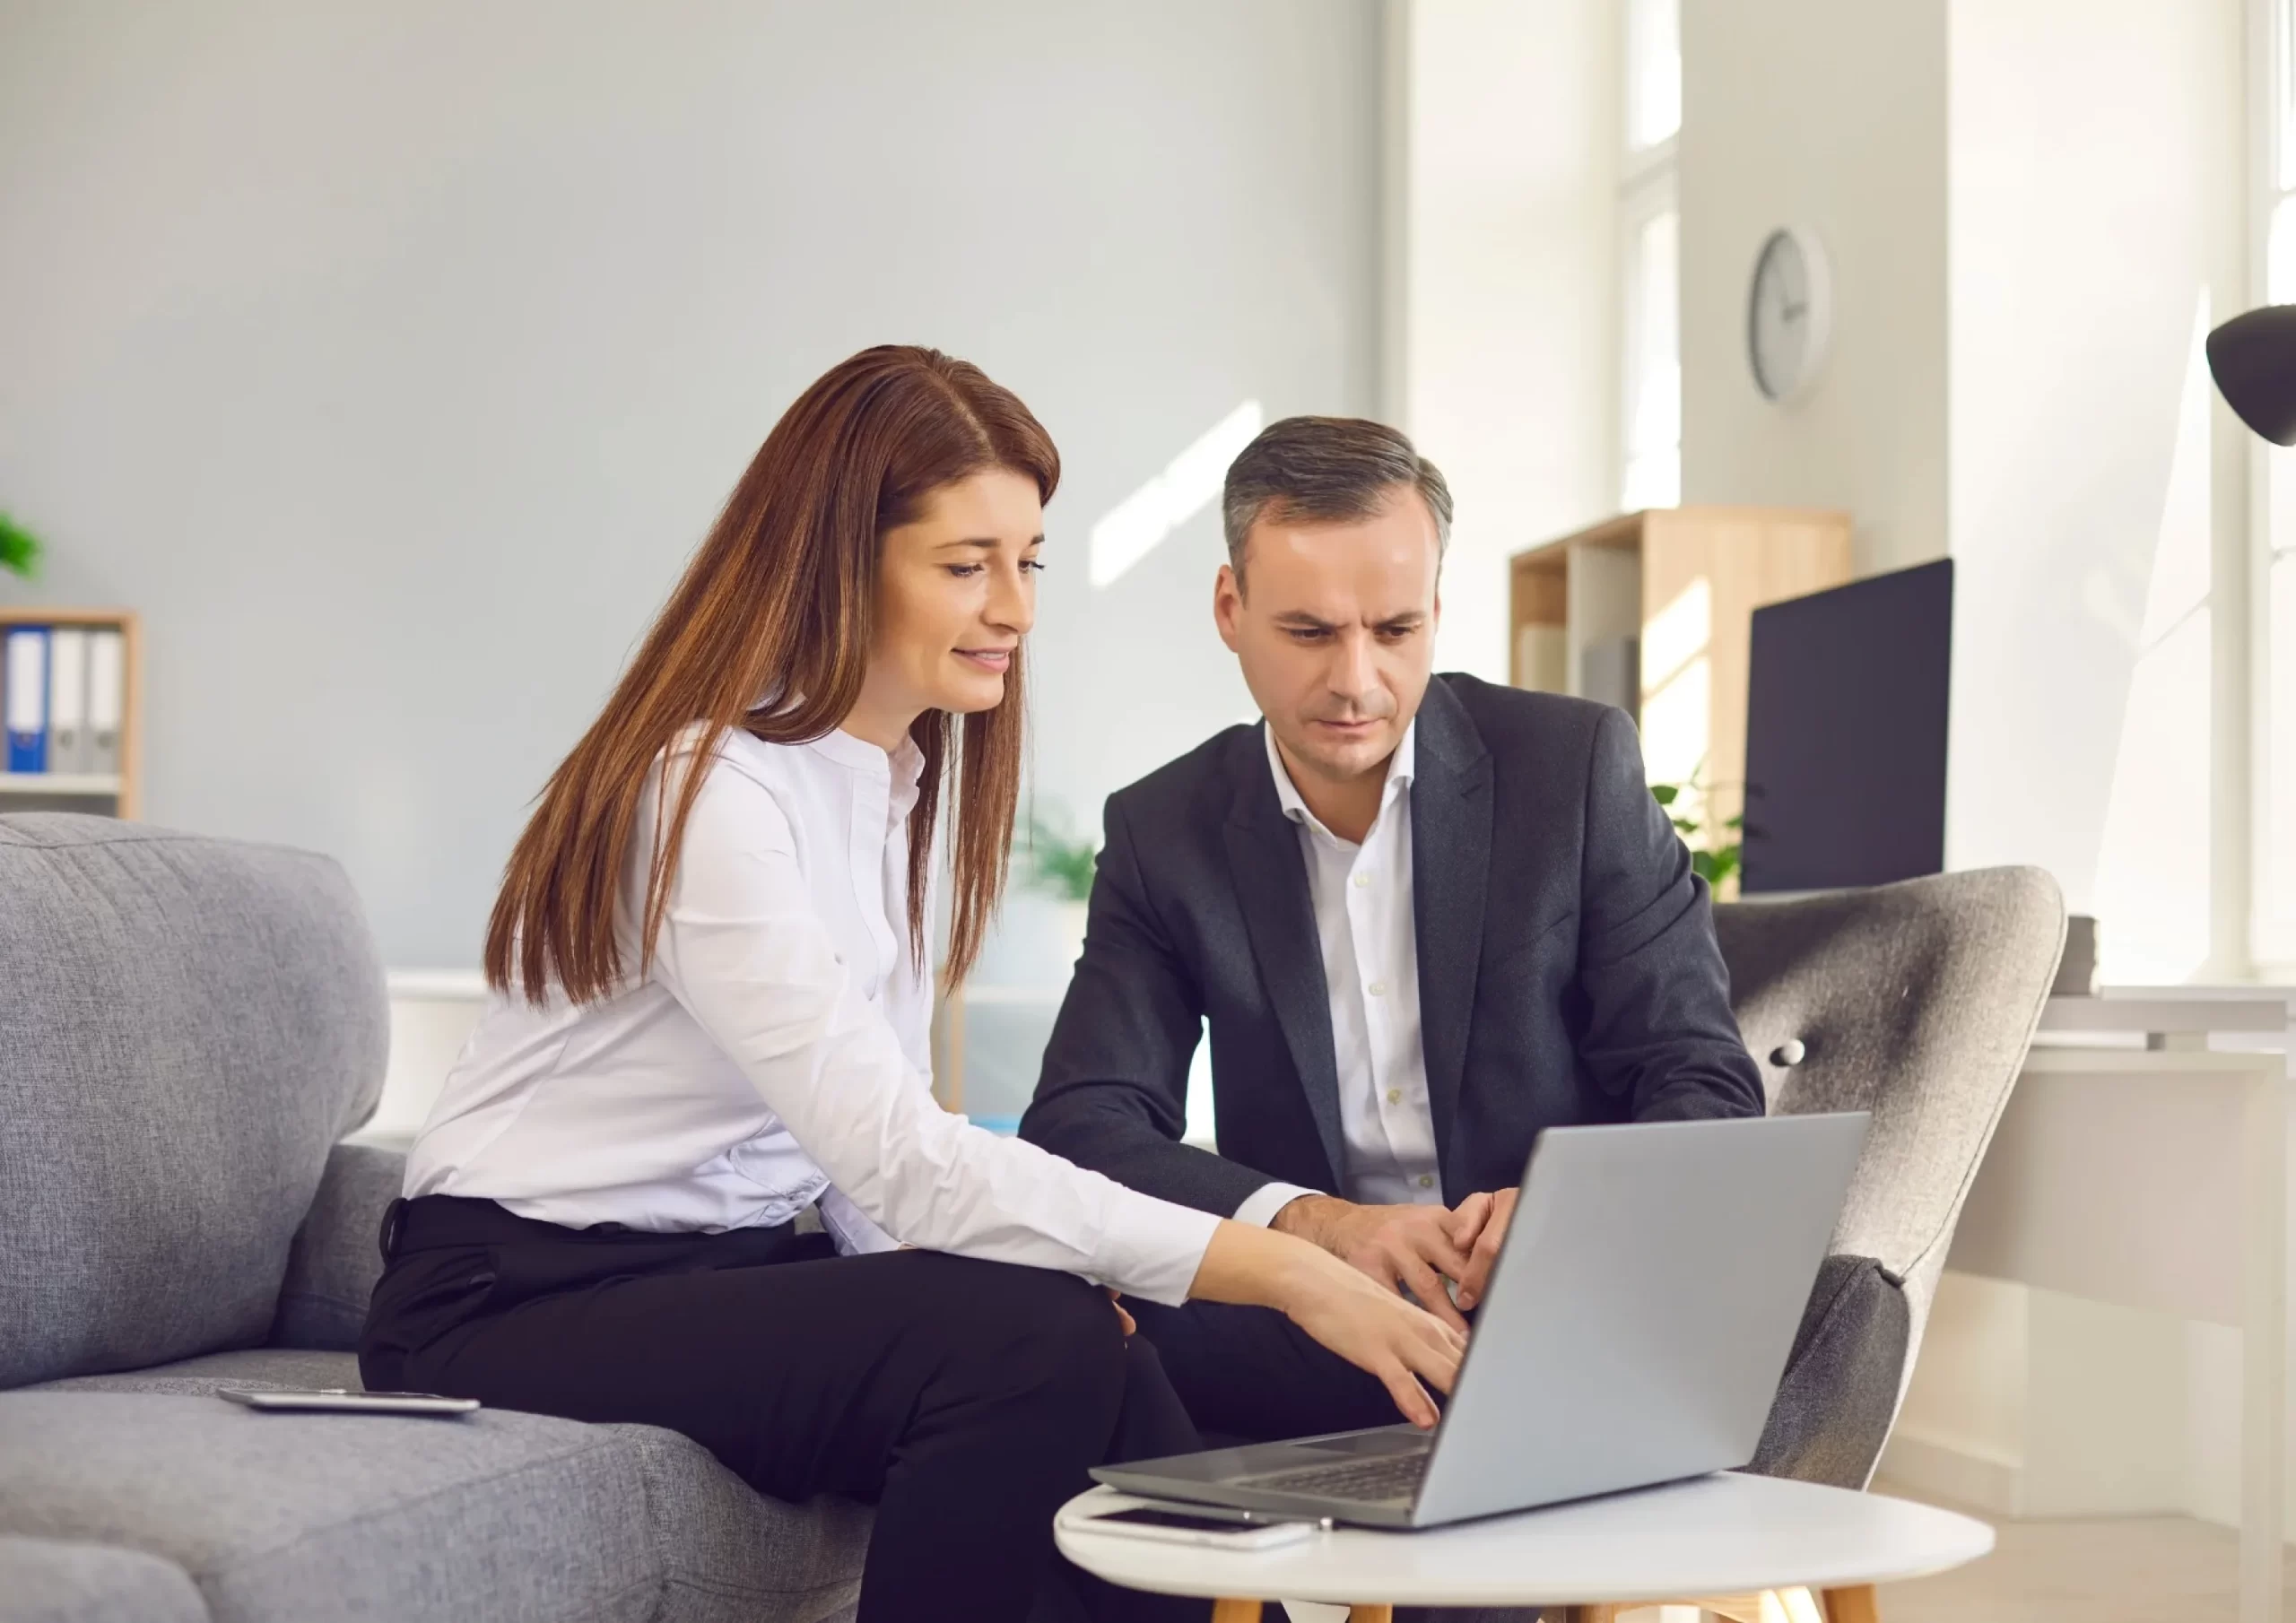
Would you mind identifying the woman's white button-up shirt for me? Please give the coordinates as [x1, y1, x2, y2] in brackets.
[402, 725, 1218, 1305]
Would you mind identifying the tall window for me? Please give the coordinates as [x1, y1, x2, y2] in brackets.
[1621, 0, 1682, 511]
[2260, 1, 2296, 972]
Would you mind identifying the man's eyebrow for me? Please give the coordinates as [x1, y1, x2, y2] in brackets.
[1375, 611, 1429, 628]
[1272, 610, 1340, 628]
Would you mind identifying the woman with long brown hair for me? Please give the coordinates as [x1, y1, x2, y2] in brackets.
[360, 346, 1461, 1623]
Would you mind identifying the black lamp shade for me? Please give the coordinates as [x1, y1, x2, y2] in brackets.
[2208, 304, 2296, 446]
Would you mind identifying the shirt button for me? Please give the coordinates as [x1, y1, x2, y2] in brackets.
[1387, 1088, 1402, 1106]
[1368, 980, 1387, 997]
[1418, 1175, 1436, 1190]
[1352, 872, 1370, 889]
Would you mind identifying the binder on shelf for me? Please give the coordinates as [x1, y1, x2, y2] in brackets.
[5, 626, 49, 774]
[85, 628, 125, 778]
[48, 628, 88, 777]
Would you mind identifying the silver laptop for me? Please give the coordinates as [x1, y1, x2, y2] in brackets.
[1094, 1111, 1868, 1528]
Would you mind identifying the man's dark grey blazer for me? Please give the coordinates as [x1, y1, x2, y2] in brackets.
[1020, 673, 1765, 1216]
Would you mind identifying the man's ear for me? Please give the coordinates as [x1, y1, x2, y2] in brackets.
[1213, 563, 1246, 653]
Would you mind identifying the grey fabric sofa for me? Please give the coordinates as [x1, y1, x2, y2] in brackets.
[0, 815, 870, 1623]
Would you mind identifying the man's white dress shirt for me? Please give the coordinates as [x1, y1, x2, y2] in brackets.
[1232, 720, 1443, 1227]
[404, 725, 1219, 1306]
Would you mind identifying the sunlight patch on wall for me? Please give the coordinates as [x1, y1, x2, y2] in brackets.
[2092, 292, 2213, 983]
[1639, 575, 1712, 788]
[1641, 573, 1710, 693]
[1089, 401, 1265, 589]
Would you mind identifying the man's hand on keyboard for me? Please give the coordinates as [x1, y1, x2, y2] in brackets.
[1273, 1195, 1485, 1333]
[1448, 1187, 1518, 1311]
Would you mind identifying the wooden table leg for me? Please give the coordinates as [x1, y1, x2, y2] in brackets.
[1210, 1601, 1263, 1623]
[1821, 1587, 1880, 1623]
[1347, 1608, 1394, 1623]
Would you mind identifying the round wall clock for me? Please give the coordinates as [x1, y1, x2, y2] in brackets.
[1747, 226, 1834, 403]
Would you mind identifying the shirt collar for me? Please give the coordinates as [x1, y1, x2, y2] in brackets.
[1262, 717, 1417, 837]
[810, 726, 928, 791]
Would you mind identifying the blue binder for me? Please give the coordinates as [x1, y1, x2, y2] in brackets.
[5, 626, 49, 773]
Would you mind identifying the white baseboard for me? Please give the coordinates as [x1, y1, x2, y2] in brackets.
[1876, 1428, 2025, 1517]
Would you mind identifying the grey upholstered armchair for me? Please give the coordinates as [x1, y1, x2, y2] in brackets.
[1724, 866, 2067, 1490]
[1553, 870, 2066, 1623]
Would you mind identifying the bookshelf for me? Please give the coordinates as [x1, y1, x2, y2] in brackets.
[0, 608, 142, 820]
[1509, 508, 1851, 845]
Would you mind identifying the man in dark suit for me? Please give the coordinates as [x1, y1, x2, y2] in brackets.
[1020, 415, 1765, 1441]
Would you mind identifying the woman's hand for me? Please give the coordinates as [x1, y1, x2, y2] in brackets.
[1187, 1219, 1466, 1429]
[1276, 1248, 1465, 1428]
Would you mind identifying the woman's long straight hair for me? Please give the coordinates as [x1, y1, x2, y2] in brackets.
[484, 345, 1057, 1005]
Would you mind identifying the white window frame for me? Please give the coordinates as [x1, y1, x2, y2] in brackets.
[1618, 0, 1682, 514]
[1619, 151, 1680, 513]
[2252, 0, 2296, 975]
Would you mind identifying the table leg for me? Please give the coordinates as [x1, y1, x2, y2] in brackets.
[2240, 1069, 2288, 1623]
[1820, 1587, 1879, 1623]
[1347, 1608, 1394, 1623]
[1210, 1601, 1263, 1623]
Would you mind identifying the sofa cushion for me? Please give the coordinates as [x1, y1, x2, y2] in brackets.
[0, 816, 388, 1388]
[0, 1534, 210, 1623]
[604, 1424, 870, 1623]
[0, 1384, 873, 1623]
[270, 1142, 404, 1351]
[29, 1347, 367, 1396]
[0, 1393, 657, 1623]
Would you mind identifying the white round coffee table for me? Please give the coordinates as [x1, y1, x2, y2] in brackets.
[1057, 1473, 1993, 1623]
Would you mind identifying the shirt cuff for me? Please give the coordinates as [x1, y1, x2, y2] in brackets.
[816, 1185, 899, 1257]
[1232, 1181, 1318, 1230]
[1091, 1185, 1222, 1307]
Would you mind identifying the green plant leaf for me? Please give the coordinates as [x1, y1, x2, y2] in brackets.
[1019, 812, 1099, 903]
[0, 513, 41, 580]
[1650, 783, 1679, 806]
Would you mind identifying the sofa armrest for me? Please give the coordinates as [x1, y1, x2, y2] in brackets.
[269, 1141, 405, 1351]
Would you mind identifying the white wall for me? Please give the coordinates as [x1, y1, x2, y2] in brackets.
[1683, 0, 2268, 1540]
[1944, 0, 2247, 978]
[1678, 0, 1950, 577]
[0, 0, 1382, 967]
[1678, 0, 2248, 980]
[1391, 0, 1621, 681]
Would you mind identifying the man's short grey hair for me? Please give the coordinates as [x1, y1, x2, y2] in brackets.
[1221, 415, 1453, 581]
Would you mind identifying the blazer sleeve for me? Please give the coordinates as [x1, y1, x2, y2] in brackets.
[1020, 794, 1277, 1219]
[1576, 707, 1768, 1122]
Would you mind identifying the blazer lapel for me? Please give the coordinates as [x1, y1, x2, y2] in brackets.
[1409, 681, 1492, 1195]
[1224, 733, 1347, 1190]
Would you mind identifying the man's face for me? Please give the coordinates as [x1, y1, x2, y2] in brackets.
[1213, 487, 1442, 789]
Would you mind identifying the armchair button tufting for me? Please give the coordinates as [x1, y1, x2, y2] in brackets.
[1770, 1038, 1807, 1067]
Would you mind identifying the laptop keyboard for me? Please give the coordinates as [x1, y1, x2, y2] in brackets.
[1242, 1451, 1431, 1503]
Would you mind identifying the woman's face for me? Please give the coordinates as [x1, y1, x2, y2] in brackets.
[851, 468, 1044, 743]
